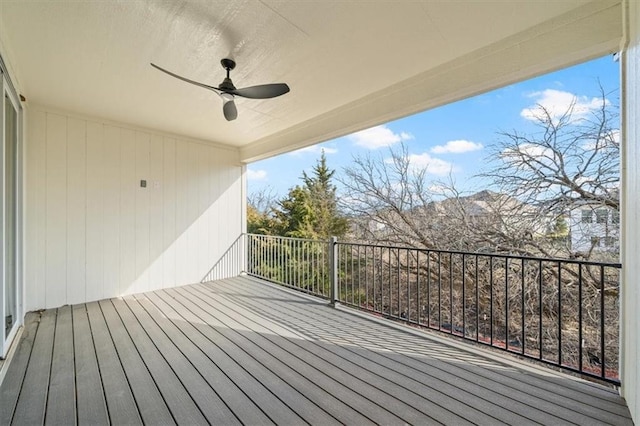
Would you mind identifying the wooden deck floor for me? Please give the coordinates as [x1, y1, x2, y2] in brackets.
[0, 276, 633, 425]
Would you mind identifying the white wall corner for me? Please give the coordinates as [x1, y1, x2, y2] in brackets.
[620, 0, 639, 423]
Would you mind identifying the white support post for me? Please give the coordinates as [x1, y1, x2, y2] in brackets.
[621, 0, 639, 422]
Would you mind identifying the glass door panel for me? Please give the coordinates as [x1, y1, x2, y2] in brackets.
[4, 92, 18, 342]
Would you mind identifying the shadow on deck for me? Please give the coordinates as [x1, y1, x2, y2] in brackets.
[0, 276, 633, 425]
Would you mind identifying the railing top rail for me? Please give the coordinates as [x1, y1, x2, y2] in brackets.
[245, 233, 327, 245]
[335, 240, 622, 268]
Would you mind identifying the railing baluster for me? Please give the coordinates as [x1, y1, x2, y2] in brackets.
[373, 247, 378, 312]
[558, 262, 562, 365]
[462, 253, 466, 337]
[449, 253, 453, 333]
[424, 250, 428, 327]
[396, 249, 402, 317]
[490, 256, 494, 346]
[357, 245, 361, 308]
[538, 260, 543, 360]
[407, 249, 410, 321]
[438, 252, 442, 330]
[600, 264, 606, 379]
[388, 247, 392, 316]
[349, 247, 356, 305]
[416, 250, 420, 324]
[476, 255, 479, 341]
[365, 245, 369, 309]
[521, 258, 525, 355]
[578, 263, 583, 373]
[506, 258, 509, 350]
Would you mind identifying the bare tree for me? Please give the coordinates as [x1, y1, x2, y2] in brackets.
[340, 143, 447, 248]
[247, 187, 279, 235]
[337, 86, 620, 377]
[480, 87, 619, 260]
[484, 89, 619, 213]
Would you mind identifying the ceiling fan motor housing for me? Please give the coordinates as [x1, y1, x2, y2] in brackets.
[219, 77, 236, 91]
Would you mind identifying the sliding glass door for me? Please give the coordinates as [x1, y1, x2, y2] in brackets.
[2, 77, 20, 357]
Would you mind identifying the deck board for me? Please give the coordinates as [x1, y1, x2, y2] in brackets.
[0, 276, 634, 425]
[98, 299, 173, 425]
[161, 287, 332, 425]
[110, 298, 208, 425]
[177, 285, 398, 425]
[85, 301, 141, 425]
[120, 296, 238, 424]
[46, 305, 76, 424]
[131, 293, 267, 425]
[72, 304, 109, 425]
[0, 313, 39, 425]
[11, 308, 56, 425]
[147, 289, 307, 425]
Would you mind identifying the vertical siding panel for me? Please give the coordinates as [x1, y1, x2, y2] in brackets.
[45, 113, 67, 308]
[212, 154, 224, 279]
[134, 132, 150, 293]
[119, 129, 136, 295]
[229, 158, 241, 276]
[102, 125, 120, 298]
[197, 143, 209, 281]
[207, 146, 220, 280]
[215, 159, 226, 279]
[187, 142, 199, 283]
[66, 118, 87, 304]
[162, 138, 176, 289]
[85, 122, 104, 302]
[148, 134, 163, 290]
[25, 110, 47, 311]
[175, 141, 188, 285]
[230, 155, 242, 276]
[223, 160, 233, 277]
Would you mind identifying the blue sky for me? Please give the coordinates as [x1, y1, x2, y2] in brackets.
[247, 55, 619, 199]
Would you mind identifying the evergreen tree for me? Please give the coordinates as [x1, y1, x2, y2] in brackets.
[272, 151, 348, 239]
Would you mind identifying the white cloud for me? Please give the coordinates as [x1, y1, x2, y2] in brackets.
[289, 144, 338, 156]
[520, 89, 607, 123]
[247, 169, 267, 181]
[581, 129, 620, 151]
[431, 140, 483, 154]
[386, 152, 456, 176]
[349, 125, 413, 149]
[502, 143, 553, 161]
[519, 143, 552, 158]
[427, 184, 449, 195]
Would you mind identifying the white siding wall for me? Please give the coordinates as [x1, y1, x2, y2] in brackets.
[622, 0, 639, 422]
[25, 106, 244, 310]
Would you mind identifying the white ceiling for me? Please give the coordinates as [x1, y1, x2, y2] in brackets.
[0, 0, 622, 162]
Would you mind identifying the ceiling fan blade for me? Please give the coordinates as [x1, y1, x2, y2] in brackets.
[228, 83, 290, 99]
[151, 63, 220, 93]
[223, 99, 238, 121]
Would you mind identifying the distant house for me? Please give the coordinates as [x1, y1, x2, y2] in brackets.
[348, 190, 554, 250]
[569, 203, 620, 253]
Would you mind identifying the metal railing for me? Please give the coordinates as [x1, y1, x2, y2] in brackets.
[244, 233, 622, 384]
[246, 234, 332, 299]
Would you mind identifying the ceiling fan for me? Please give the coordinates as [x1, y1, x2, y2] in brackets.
[151, 59, 290, 121]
